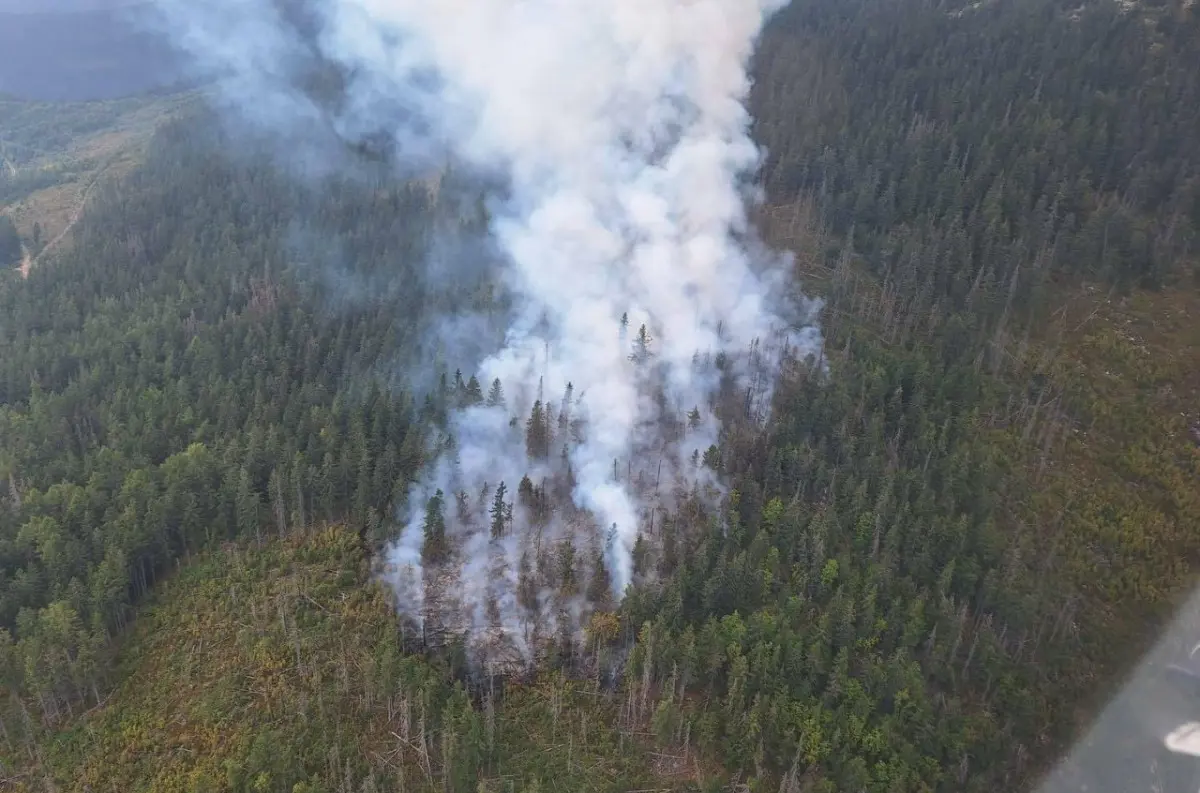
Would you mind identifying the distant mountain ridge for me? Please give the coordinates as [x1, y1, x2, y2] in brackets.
[0, 1, 184, 101]
[0, 0, 139, 13]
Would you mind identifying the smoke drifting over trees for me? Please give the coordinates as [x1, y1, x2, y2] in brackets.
[146, 0, 823, 667]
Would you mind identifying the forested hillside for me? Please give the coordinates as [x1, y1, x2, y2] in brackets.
[21, 526, 667, 792]
[1, 0, 1198, 791]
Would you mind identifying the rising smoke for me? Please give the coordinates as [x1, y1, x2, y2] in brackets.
[147, 0, 823, 669]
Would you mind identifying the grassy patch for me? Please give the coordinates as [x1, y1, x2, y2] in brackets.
[0, 93, 194, 260]
[4, 527, 678, 793]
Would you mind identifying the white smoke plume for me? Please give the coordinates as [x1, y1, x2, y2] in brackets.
[146, 0, 823, 667]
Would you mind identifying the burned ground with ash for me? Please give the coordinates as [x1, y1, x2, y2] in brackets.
[383, 327, 817, 677]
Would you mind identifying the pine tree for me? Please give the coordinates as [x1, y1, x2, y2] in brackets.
[632, 533, 650, 578]
[517, 550, 538, 614]
[489, 481, 510, 540]
[268, 468, 287, 537]
[477, 481, 491, 514]
[561, 445, 574, 487]
[422, 489, 447, 564]
[587, 552, 613, 607]
[486, 378, 505, 408]
[236, 467, 261, 545]
[525, 400, 551, 460]
[518, 475, 535, 509]
[455, 489, 471, 522]
[629, 324, 654, 365]
[290, 452, 307, 533]
[557, 539, 578, 597]
[559, 382, 574, 432]
[660, 517, 678, 576]
[464, 375, 484, 406]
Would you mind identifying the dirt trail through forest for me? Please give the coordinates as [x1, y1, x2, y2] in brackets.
[16, 158, 114, 277]
[27, 167, 104, 273]
[17, 240, 31, 277]
[0, 163, 105, 278]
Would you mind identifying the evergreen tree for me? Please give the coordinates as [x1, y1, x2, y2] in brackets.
[557, 539, 577, 597]
[525, 400, 551, 460]
[463, 375, 484, 406]
[587, 552, 612, 607]
[486, 378, 505, 408]
[489, 481, 510, 540]
[517, 475, 535, 509]
[629, 324, 654, 365]
[422, 489, 448, 564]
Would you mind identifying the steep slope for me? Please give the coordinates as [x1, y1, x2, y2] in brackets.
[0, 1, 1197, 792]
[4, 526, 675, 793]
[742, 0, 1200, 785]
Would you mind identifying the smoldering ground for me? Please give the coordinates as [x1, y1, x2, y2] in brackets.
[145, 0, 824, 669]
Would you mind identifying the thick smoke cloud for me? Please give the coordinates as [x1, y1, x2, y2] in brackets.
[147, 0, 823, 666]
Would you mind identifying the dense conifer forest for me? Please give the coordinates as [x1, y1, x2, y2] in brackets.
[0, 0, 1198, 791]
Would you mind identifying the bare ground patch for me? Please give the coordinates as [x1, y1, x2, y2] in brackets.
[0, 93, 191, 273]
